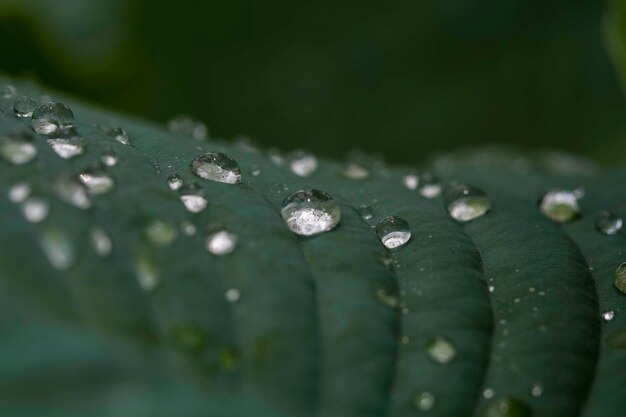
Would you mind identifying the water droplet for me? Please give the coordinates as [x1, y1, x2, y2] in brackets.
[290, 151, 318, 177]
[481, 397, 531, 417]
[21, 198, 49, 223]
[268, 149, 285, 166]
[376, 216, 411, 249]
[342, 162, 369, 180]
[414, 392, 435, 411]
[39, 227, 74, 270]
[54, 175, 91, 209]
[403, 174, 419, 190]
[100, 149, 119, 167]
[167, 115, 208, 140]
[606, 328, 626, 350]
[8, 182, 31, 203]
[167, 174, 183, 190]
[531, 384, 543, 398]
[376, 286, 399, 308]
[144, 220, 178, 247]
[180, 220, 197, 236]
[31, 102, 74, 135]
[47, 134, 85, 159]
[1, 85, 16, 99]
[135, 252, 159, 291]
[483, 388, 495, 399]
[539, 190, 580, 223]
[13, 96, 38, 118]
[251, 166, 261, 177]
[79, 167, 114, 195]
[595, 210, 622, 235]
[206, 227, 238, 255]
[280, 189, 341, 236]
[190, 152, 241, 184]
[488, 285, 495, 293]
[418, 172, 442, 198]
[0, 131, 37, 164]
[225, 288, 241, 303]
[358, 204, 374, 220]
[106, 127, 132, 146]
[179, 183, 208, 213]
[445, 184, 491, 222]
[90, 227, 113, 257]
[613, 263, 626, 294]
[425, 336, 456, 364]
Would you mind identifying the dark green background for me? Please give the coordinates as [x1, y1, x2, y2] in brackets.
[1, 0, 624, 165]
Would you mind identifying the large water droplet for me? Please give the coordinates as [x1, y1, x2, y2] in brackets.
[206, 227, 238, 255]
[606, 328, 626, 350]
[167, 115, 208, 140]
[445, 184, 491, 222]
[418, 172, 442, 198]
[100, 149, 119, 167]
[613, 262, 626, 294]
[167, 174, 183, 190]
[539, 190, 580, 222]
[481, 397, 531, 417]
[54, 175, 91, 209]
[39, 227, 74, 270]
[8, 182, 31, 203]
[280, 189, 341, 236]
[342, 162, 369, 180]
[13, 96, 38, 118]
[595, 210, 622, 235]
[179, 183, 208, 213]
[290, 151, 318, 177]
[1, 85, 16, 99]
[144, 220, 178, 247]
[90, 227, 113, 257]
[106, 127, 132, 146]
[0, 131, 37, 164]
[414, 392, 435, 411]
[403, 174, 419, 190]
[21, 198, 49, 223]
[31, 102, 74, 135]
[425, 336, 457, 364]
[79, 167, 115, 194]
[376, 216, 411, 249]
[190, 152, 241, 184]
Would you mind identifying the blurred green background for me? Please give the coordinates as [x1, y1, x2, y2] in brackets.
[0, 0, 625, 165]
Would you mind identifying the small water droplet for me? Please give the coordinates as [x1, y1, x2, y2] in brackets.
[414, 392, 435, 411]
[39, 227, 74, 270]
[418, 172, 442, 198]
[251, 166, 261, 177]
[280, 189, 341, 236]
[531, 384, 543, 398]
[376, 216, 411, 249]
[445, 184, 491, 222]
[54, 175, 91, 209]
[0, 131, 37, 164]
[167, 174, 183, 190]
[483, 388, 495, 399]
[290, 151, 318, 177]
[1, 85, 16, 99]
[606, 328, 626, 350]
[341, 162, 369, 180]
[190, 152, 241, 184]
[602, 310, 615, 322]
[225, 288, 241, 303]
[79, 167, 114, 194]
[180, 220, 197, 236]
[21, 198, 49, 223]
[8, 182, 31, 203]
[482, 397, 531, 417]
[595, 210, 622, 235]
[135, 252, 159, 291]
[358, 204, 374, 220]
[13, 96, 38, 118]
[179, 183, 208, 213]
[403, 174, 419, 190]
[539, 190, 580, 222]
[376, 286, 399, 308]
[488, 285, 495, 293]
[31, 102, 74, 135]
[167, 115, 208, 140]
[100, 149, 119, 167]
[144, 220, 178, 247]
[425, 336, 456, 364]
[614, 263, 626, 294]
[206, 227, 238, 255]
[106, 127, 132, 146]
[90, 227, 113, 257]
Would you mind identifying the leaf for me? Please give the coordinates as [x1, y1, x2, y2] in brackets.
[605, 0, 626, 91]
[0, 77, 625, 417]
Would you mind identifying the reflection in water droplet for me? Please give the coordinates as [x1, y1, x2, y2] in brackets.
[414, 392, 435, 411]
[39, 227, 74, 270]
[606, 328, 626, 350]
[190, 152, 241, 184]
[8, 182, 31, 203]
[179, 183, 208, 213]
[418, 172, 442, 198]
[107, 127, 132, 145]
[290, 151, 318, 177]
[602, 310, 615, 322]
[539, 190, 580, 223]
[167, 115, 208, 140]
[21, 198, 49, 223]
[206, 227, 238, 255]
[0, 131, 37, 164]
[167, 174, 183, 190]
[595, 211, 622, 235]
[1, 85, 16, 99]
[280, 189, 341, 236]
[100, 149, 119, 167]
[54, 175, 91, 209]
[445, 184, 491, 222]
[342, 162, 369, 180]
[482, 397, 531, 417]
[614, 263, 626, 294]
[90, 227, 113, 257]
[376, 216, 411, 249]
[403, 174, 419, 190]
[358, 204, 374, 220]
[79, 167, 115, 194]
[144, 220, 178, 247]
[225, 288, 241, 303]
[31, 102, 74, 135]
[13, 96, 38, 118]
[425, 336, 456, 364]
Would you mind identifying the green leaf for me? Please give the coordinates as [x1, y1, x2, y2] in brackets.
[605, 0, 626, 91]
[0, 77, 625, 417]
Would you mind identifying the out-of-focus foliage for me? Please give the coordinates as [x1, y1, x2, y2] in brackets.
[605, 0, 626, 91]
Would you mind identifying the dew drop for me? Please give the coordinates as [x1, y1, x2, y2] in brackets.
[21, 198, 49, 223]
[0, 131, 37, 164]
[144, 220, 178, 247]
[167, 174, 183, 190]
[268, 149, 285, 166]
[483, 388, 495, 399]
[414, 392, 435, 411]
[251, 166, 261, 177]
[31, 102, 74, 135]
[180, 220, 197, 236]
[47, 136, 85, 159]
[206, 227, 238, 255]
[179, 183, 208, 213]
[602, 310, 615, 322]
[445, 184, 491, 222]
[79, 167, 114, 194]
[531, 384, 543, 398]
[539, 190, 580, 222]
[425, 336, 456, 364]
[280, 189, 341, 236]
[613, 263, 626, 294]
[13, 96, 38, 118]
[39, 227, 74, 270]
[225, 288, 241, 303]
[290, 151, 318, 177]
[54, 175, 91, 209]
[482, 397, 531, 417]
[376, 216, 411, 249]
[90, 227, 113, 257]
[190, 152, 241, 184]
[595, 210, 622, 235]
[403, 174, 419, 190]
[100, 149, 119, 167]
[606, 328, 626, 350]
[418, 172, 442, 198]
[106, 127, 132, 146]
[167, 115, 208, 140]
[342, 162, 369, 180]
[1, 85, 16, 99]
[358, 204, 374, 220]
[8, 182, 31, 203]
